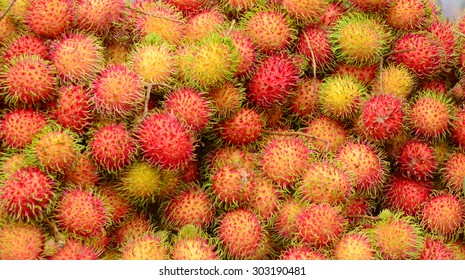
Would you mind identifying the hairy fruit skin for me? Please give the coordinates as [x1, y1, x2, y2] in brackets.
[333, 233, 376, 260]
[384, 176, 432, 217]
[218, 108, 263, 145]
[0, 222, 45, 260]
[397, 140, 437, 181]
[0, 109, 48, 150]
[26, 0, 75, 38]
[421, 194, 465, 239]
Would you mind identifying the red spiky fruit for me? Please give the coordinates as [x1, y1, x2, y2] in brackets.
[273, 197, 306, 240]
[55, 187, 109, 237]
[336, 141, 387, 195]
[279, 246, 327, 260]
[113, 213, 153, 245]
[296, 161, 353, 206]
[50, 84, 93, 134]
[99, 184, 132, 225]
[75, 0, 125, 34]
[441, 152, 465, 193]
[183, 9, 226, 42]
[0, 222, 44, 260]
[229, 30, 257, 77]
[247, 53, 299, 107]
[357, 94, 405, 142]
[50, 33, 104, 83]
[162, 186, 215, 229]
[136, 112, 195, 170]
[26, 0, 74, 38]
[48, 238, 101, 260]
[1, 167, 54, 220]
[165, 0, 206, 14]
[295, 203, 345, 247]
[243, 10, 293, 53]
[0, 109, 47, 149]
[347, 0, 394, 12]
[171, 225, 219, 260]
[369, 212, 423, 260]
[218, 108, 263, 145]
[208, 81, 245, 117]
[333, 63, 378, 86]
[428, 20, 456, 67]
[92, 64, 145, 118]
[333, 233, 376, 260]
[345, 196, 373, 227]
[88, 123, 137, 173]
[419, 79, 448, 95]
[421, 193, 464, 238]
[384, 176, 432, 217]
[2, 34, 48, 64]
[164, 87, 211, 134]
[211, 164, 256, 206]
[2, 55, 56, 106]
[218, 208, 263, 259]
[389, 33, 446, 79]
[120, 233, 170, 260]
[281, 0, 328, 23]
[0, 152, 27, 179]
[62, 152, 100, 187]
[451, 108, 465, 148]
[288, 78, 321, 119]
[385, 0, 431, 31]
[397, 140, 437, 181]
[419, 236, 457, 260]
[296, 26, 334, 71]
[246, 176, 280, 221]
[320, 2, 345, 27]
[407, 91, 453, 139]
[303, 115, 348, 153]
[260, 135, 312, 185]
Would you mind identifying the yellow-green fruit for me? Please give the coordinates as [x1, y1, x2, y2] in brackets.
[119, 161, 164, 205]
[333, 233, 376, 260]
[120, 232, 170, 260]
[131, 42, 177, 85]
[372, 64, 417, 100]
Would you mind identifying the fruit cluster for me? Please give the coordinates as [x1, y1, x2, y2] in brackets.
[1, 0, 465, 260]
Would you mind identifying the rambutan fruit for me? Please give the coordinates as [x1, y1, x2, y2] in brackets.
[347, 0, 394, 13]
[330, 12, 392, 66]
[210, 163, 256, 207]
[303, 115, 348, 153]
[420, 79, 448, 96]
[244, 175, 280, 222]
[62, 152, 100, 188]
[130, 41, 177, 86]
[88, 123, 137, 173]
[118, 161, 164, 205]
[296, 161, 353, 206]
[134, 1, 185, 45]
[372, 63, 417, 100]
[389, 33, 446, 79]
[0, 152, 27, 179]
[288, 78, 321, 120]
[407, 90, 453, 139]
[0, 109, 48, 150]
[335, 141, 387, 196]
[50, 32, 105, 83]
[0, 221, 45, 260]
[420, 193, 464, 239]
[171, 225, 219, 260]
[183, 9, 226, 42]
[2, 34, 48, 64]
[0, 16, 17, 45]
[25, 0, 74, 38]
[221, 0, 263, 13]
[26, 125, 82, 173]
[164, 87, 212, 134]
[113, 213, 153, 246]
[396, 139, 437, 181]
[280, 0, 328, 24]
[242, 9, 294, 53]
[50, 84, 93, 135]
[273, 197, 306, 240]
[208, 81, 245, 117]
[368, 210, 424, 260]
[229, 30, 257, 77]
[279, 245, 327, 260]
[2, 55, 57, 106]
[162, 185, 215, 229]
[75, 0, 125, 34]
[440, 152, 465, 193]
[419, 235, 457, 260]
[120, 231, 170, 260]
[217, 208, 263, 259]
[384, 176, 432, 217]
[428, 20, 457, 68]
[385, 0, 431, 31]
[55, 187, 109, 238]
[99, 184, 132, 226]
[247, 52, 299, 107]
[48, 238, 101, 260]
[0, 166, 54, 220]
[344, 196, 374, 227]
[333, 63, 378, 86]
[294, 203, 345, 247]
[451, 107, 465, 148]
[136, 112, 195, 170]
[217, 107, 264, 145]
[260, 135, 313, 186]
[92, 64, 145, 118]
[357, 94, 405, 142]
[318, 74, 367, 121]
[207, 145, 258, 172]
[333, 232, 376, 260]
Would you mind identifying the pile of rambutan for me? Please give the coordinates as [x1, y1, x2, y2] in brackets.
[1, 0, 465, 260]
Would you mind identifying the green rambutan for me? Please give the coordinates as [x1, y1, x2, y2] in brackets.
[0, 109, 48, 150]
[372, 63, 417, 100]
[0, 166, 54, 220]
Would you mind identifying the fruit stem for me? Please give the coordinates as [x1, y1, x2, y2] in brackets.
[44, 217, 66, 249]
[263, 130, 330, 153]
[143, 83, 153, 118]
[0, 0, 17, 21]
[303, 32, 318, 95]
[226, 19, 236, 36]
[125, 5, 183, 23]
